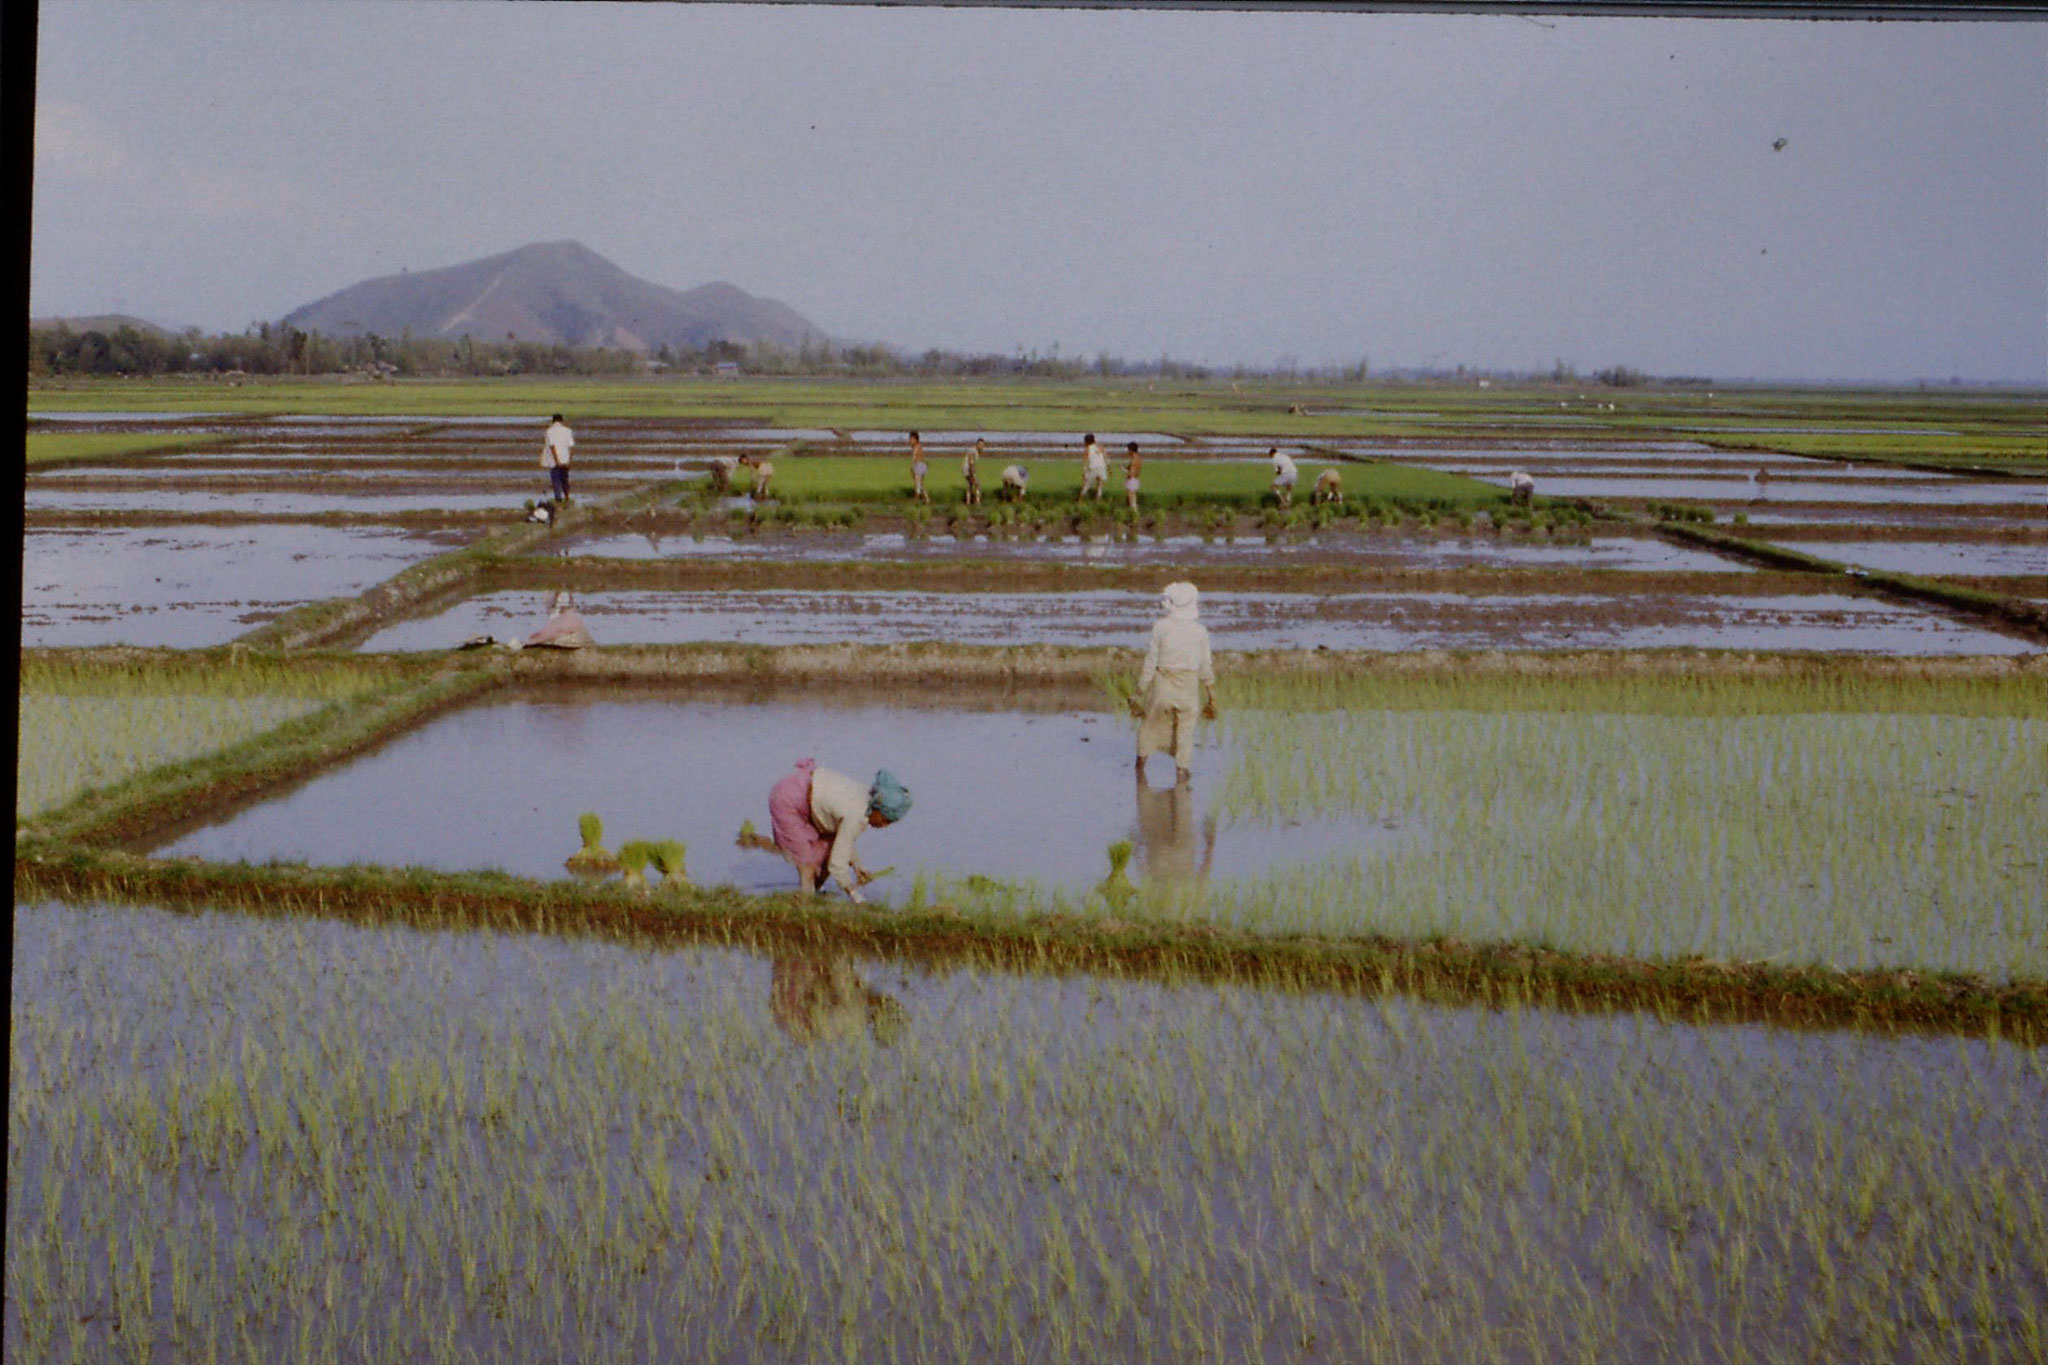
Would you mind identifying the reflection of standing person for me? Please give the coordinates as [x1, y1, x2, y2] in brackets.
[1079, 433, 1108, 501]
[1133, 770, 1217, 883]
[1131, 581, 1218, 784]
[542, 414, 575, 503]
[770, 952, 905, 1043]
[963, 438, 985, 505]
[1123, 441, 1142, 511]
[909, 431, 930, 504]
[766, 759, 912, 904]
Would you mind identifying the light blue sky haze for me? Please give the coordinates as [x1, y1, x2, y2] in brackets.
[30, 1, 2048, 381]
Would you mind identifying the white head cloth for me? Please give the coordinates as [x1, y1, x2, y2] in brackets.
[1161, 581, 1200, 621]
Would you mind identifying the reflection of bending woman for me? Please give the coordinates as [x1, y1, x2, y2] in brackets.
[1132, 581, 1218, 784]
[770, 952, 905, 1043]
[1134, 769, 1216, 882]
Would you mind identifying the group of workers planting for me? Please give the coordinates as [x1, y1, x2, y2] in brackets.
[531, 416, 1232, 909]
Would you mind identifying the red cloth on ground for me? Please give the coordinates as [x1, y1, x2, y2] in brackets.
[769, 759, 829, 877]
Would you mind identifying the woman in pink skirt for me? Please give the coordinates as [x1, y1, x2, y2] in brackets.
[768, 759, 912, 905]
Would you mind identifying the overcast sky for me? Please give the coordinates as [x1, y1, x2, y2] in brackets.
[30, 1, 2047, 382]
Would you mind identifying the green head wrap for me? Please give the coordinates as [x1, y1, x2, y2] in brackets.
[868, 770, 912, 823]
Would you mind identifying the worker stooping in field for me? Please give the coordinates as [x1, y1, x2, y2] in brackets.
[516, 591, 593, 650]
[541, 414, 574, 503]
[740, 452, 774, 500]
[1313, 468, 1344, 505]
[1132, 581, 1218, 785]
[1510, 469, 1536, 507]
[1269, 448, 1298, 507]
[1000, 464, 1029, 501]
[767, 760, 912, 906]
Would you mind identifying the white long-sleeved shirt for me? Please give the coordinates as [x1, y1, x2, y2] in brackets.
[808, 767, 873, 894]
[543, 422, 575, 467]
[1139, 616, 1215, 690]
[1270, 451, 1297, 484]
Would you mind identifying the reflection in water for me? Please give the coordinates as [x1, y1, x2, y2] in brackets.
[769, 953, 905, 1044]
[1133, 771, 1216, 883]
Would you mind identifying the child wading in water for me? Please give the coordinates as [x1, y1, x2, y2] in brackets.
[963, 438, 984, 505]
[908, 431, 930, 504]
[1123, 441, 1142, 512]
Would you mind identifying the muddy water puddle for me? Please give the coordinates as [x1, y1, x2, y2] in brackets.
[542, 529, 1748, 572]
[151, 695, 1395, 897]
[21, 523, 481, 648]
[14, 898, 2041, 1364]
[359, 585, 2034, 655]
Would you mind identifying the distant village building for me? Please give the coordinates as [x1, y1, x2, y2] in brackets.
[712, 361, 741, 378]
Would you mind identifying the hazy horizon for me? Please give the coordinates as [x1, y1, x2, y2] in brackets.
[30, 2, 2047, 384]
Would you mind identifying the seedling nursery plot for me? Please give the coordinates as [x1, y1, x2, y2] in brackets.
[13, 380, 2048, 1362]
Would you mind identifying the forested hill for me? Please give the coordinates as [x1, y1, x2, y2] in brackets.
[279, 240, 825, 354]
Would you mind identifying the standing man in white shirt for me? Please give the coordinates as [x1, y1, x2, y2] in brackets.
[542, 413, 575, 503]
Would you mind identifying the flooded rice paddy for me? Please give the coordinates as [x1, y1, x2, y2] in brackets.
[21, 523, 482, 648]
[150, 687, 2046, 977]
[152, 693, 1392, 898]
[1761, 538, 2048, 578]
[9, 899, 2043, 1364]
[23, 485, 543, 516]
[539, 528, 1750, 572]
[358, 584, 2036, 655]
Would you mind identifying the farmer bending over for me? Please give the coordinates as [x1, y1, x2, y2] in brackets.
[1131, 581, 1218, 785]
[768, 760, 912, 905]
[741, 452, 775, 500]
[1269, 448, 1298, 507]
[1509, 469, 1535, 507]
[1000, 464, 1029, 501]
[1313, 468, 1344, 505]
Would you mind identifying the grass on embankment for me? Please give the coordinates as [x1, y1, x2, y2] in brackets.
[16, 655, 494, 848]
[16, 654, 399, 818]
[15, 650, 2045, 1033]
[25, 430, 235, 468]
[737, 452, 1505, 511]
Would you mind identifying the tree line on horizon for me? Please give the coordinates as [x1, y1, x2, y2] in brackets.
[26, 319, 1686, 388]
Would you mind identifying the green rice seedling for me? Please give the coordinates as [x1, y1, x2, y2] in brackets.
[616, 841, 656, 891]
[648, 840, 689, 889]
[1097, 841, 1137, 908]
[564, 812, 619, 873]
[735, 820, 777, 853]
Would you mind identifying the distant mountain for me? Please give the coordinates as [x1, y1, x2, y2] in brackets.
[31, 313, 182, 337]
[279, 241, 825, 353]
